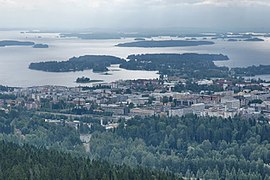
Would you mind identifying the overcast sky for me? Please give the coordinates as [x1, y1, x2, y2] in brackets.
[0, 0, 269, 32]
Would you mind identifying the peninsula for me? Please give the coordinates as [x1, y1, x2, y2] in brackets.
[120, 53, 229, 78]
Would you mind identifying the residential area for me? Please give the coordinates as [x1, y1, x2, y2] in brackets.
[1, 76, 270, 130]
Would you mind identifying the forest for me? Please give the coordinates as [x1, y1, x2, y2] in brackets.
[29, 52, 270, 79]
[0, 85, 13, 92]
[244, 38, 264, 41]
[0, 40, 35, 47]
[116, 40, 215, 47]
[89, 115, 270, 179]
[76, 76, 103, 83]
[120, 53, 229, 78]
[29, 53, 230, 79]
[33, 44, 49, 48]
[232, 65, 270, 76]
[173, 80, 224, 93]
[29, 55, 125, 72]
[0, 140, 177, 180]
[60, 32, 181, 40]
[1, 104, 270, 178]
[0, 108, 85, 153]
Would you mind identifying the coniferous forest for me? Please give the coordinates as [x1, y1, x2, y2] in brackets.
[90, 115, 270, 179]
[1, 109, 270, 179]
[0, 141, 176, 180]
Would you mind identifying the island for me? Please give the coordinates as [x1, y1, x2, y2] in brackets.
[61, 33, 173, 39]
[29, 55, 125, 72]
[228, 39, 238, 42]
[0, 40, 50, 48]
[0, 40, 35, 47]
[76, 76, 103, 83]
[215, 33, 252, 39]
[116, 40, 214, 47]
[244, 38, 264, 42]
[134, 38, 146, 41]
[61, 33, 122, 40]
[33, 44, 49, 48]
[120, 53, 229, 78]
[30, 53, 231, 78]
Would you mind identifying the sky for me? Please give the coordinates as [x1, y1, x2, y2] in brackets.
[0, 0, 270, 32]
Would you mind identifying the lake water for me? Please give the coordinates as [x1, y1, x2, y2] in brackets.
[0, 31, 270, 87]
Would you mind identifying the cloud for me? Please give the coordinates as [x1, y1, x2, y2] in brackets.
[0, 0, 269, 30]
[1, 0, 270, 9]
[195, 0, 270, 6]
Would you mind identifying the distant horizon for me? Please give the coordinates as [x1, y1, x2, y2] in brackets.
[0, 0, 269, 33]
[1, 27, 270, 34]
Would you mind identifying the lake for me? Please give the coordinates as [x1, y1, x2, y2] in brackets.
[0, 31, 270, 87]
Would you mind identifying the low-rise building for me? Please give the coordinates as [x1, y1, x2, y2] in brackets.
[169, 107, 193, 117]
[101, 104, 128, 115]
[130, 108, 155, 117]
[191, 103, 205, 116]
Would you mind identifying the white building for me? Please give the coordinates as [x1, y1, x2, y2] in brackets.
[130, 108, 155, 117]
[169, 107, 193, 117]
[191, 103, 206, 116]
[197, 79, 213, 86]
[221, 97, 240, 109]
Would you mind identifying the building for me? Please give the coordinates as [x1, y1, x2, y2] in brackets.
[203, 107, 238, 118]
[191, 103, 206, 116]
[101, 104, 128, 115]
[73, 98, 86, 106]
[130, 108, 155, 117]
[221, 97, 240, 109]
[169, 107, 192, 117]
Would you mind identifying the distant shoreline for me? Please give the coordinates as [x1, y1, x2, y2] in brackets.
[116, 40, 214, 48]
[0, 40, 49, 48]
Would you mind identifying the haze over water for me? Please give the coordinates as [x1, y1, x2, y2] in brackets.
[0, 31, 270, 87]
